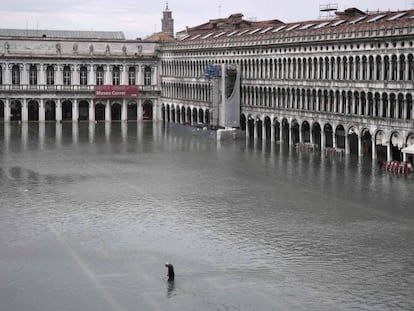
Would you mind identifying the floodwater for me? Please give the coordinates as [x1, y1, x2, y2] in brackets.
[0, 122, 413, 311]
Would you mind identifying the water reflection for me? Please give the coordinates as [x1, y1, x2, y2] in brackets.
[0, 121, 413, 310]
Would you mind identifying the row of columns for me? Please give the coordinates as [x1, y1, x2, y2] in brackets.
[1, 98, 159, 122]
[244, 118, 400, 161]
[1, 64, 158, 87]
[243, 90, 414, 121]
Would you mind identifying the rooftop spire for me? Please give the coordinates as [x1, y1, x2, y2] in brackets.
[165, 2, 169, 11]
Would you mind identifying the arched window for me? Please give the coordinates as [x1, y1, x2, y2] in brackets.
[0, 66, 2, 84]
[29, 65, 38, 85]
[63, 65, 71, 86]
[128, 67, 136, 85]
[96, 66, 104, 85]
[144, 66, 152, 85]
[12, 65, 20, 85]
[80, 66, 88, 86]
[112, 66, 120, 85]
[46, 65, 55, 85]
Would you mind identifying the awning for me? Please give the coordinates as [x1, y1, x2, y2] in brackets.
[402, 144, 414, 155]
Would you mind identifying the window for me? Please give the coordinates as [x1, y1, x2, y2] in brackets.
[96, 66, 104, 85]
[46, 65, 55, 85]
[63, 66, 71, 86]
[0, 66, 3, 84]
[144, 66, 152, 85]
[80, 66, 88, 85]
[128, 67, 136, 85]
[112, 66, 120, 85]
[12, 65, 20, 85]
[29, 65, 37, 85]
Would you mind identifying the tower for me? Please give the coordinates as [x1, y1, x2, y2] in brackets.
[161, 2, 174, 38]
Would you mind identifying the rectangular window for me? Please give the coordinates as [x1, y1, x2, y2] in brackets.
[63, 70, 71, 86]
[47, 69, 55, 85]
[12, 69, 20, 85]
[112, 69, 120, 85]
[128, 70, 136, 85]
[80, 69, 88, 85]
[29, 69, 37, 85]
[96, 70, 104, 85]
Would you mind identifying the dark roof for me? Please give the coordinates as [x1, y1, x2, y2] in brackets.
[176, 8, 414, 42]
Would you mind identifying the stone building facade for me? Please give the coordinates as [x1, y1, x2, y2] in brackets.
[0, 29, 161, 123]
[160, 8, 414, 162]
[1, 7, 414, 163]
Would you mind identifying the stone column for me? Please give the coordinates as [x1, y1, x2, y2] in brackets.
[333, 133, 337, 149]
[289, 125, 294, 146]
[121, 65, 128, 85]
[4, 99, 10, 121]
[89, 100, 95, 122]
[262, 120, 266, 141]
[270, 120, 275, 142]
[321, 131, 326, 150]
[246, 118, 250, 138]
[105, 65, 111, 85]
[137, 99, 143, 121]
[73, 65, 80, 86]
[56, 99, 62, 122]
[39, 99, 45, 122]
[22, 99, 28, 122]
[88, 65, 95, 86]
[55, 65, 63, 86]
[72, 99, 78, 122]
[121, 99, 127, 121]
[345, 134, 350, 155]
[358, 134, 363, 157]
[4, 63, 11, 85]
[372, 139, 377, 160]
[137, 66, 143, 85]
[253, 120, 258, 139]
[39, 64, 46, 85]
[387, 143, 392, 161]
[21, 64, 29, 85]
[105, 100, 111, 121]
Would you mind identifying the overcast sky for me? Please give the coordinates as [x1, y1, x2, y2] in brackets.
[0, 0, 410, 39]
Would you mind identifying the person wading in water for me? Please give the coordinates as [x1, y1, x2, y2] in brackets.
[165, 262, 175, 281]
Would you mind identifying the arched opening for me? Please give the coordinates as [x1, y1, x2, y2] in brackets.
[10, 100, 22, 121]
[406, 133, 414, 164]
[127, 102, 137, 121]
[312, 123, 321, 149]
[264, 116, 271, 139]
[161, 105, 166, 122]
[111, 103, 121, 121]
[240, 114, 246, 131]
[361, 129, 372, 157]
[0, 100, 4, 121]
[166, 105, 170, 122]
[198, 109, 204, 124]
[78, 101, 89, 121]
[177, 107, 181, 124]
[45, 100, 56, 121]
[143, 101, 153, 120]
[256, 117, 263, 139]
[192, 108, 198, 124]
[391, 132, 403, 161]
[205, 109, 210, 124]
[28, 100, 39, 121]
[181, 106, 186, 123]
[186, 107, 192, 124]
[95, 103, 105, 121]
[335, 125, 346, 149]
[247, 115, 254, 137]
[291, 120, 300, 144]
[348, 127, 359, 155]
[62, 101, 72, 121]
[324, 124, 333, 148]
[301, 121, 310, 143]
[375, 131, 387, 161]
[282, 118, 289, 143]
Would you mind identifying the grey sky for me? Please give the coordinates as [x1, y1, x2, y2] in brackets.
[0, 0, 410, 39]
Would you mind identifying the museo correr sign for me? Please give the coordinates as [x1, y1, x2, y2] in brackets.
[94, 85, 139, 99]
